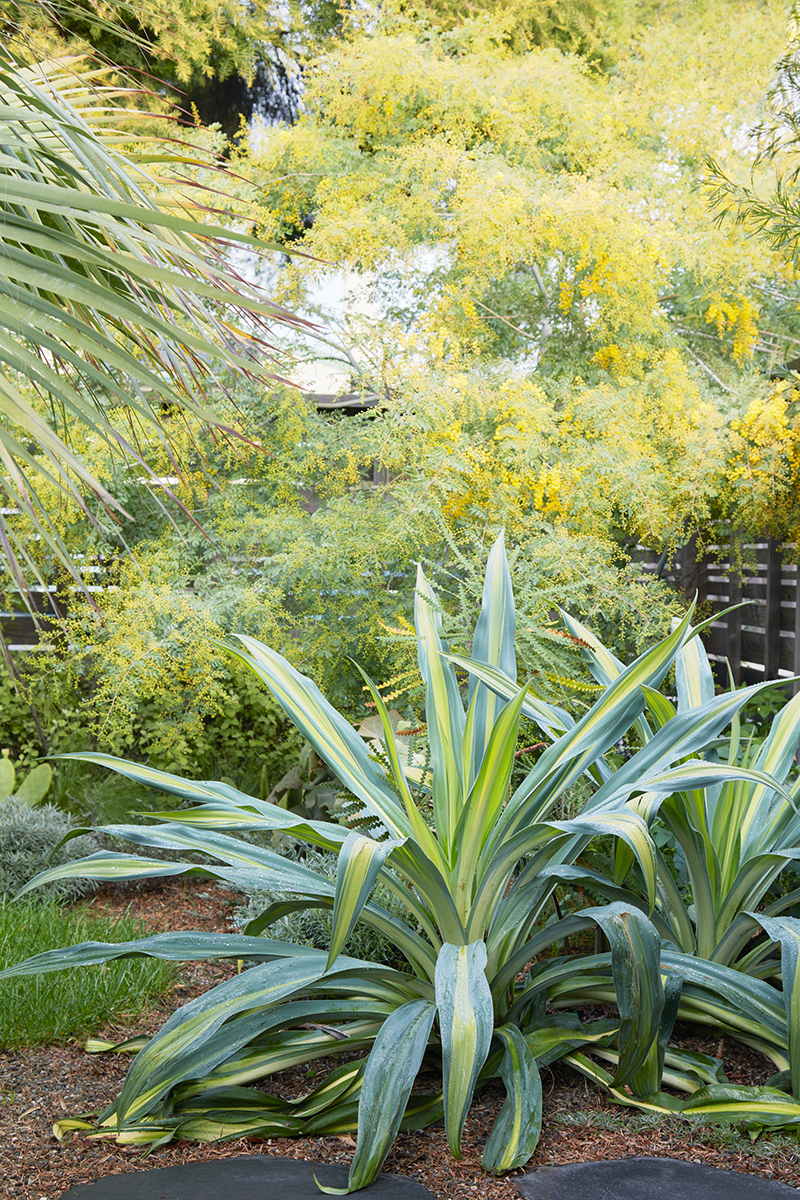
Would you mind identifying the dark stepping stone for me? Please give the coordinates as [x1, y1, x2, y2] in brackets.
[514, 1156, 798, 1199]
[59, 1154, 436, 1199]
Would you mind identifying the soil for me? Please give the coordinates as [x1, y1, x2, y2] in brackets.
[2, 878, 800, 1200]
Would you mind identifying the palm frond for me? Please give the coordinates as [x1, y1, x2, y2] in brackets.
[0, 46, 304, 597]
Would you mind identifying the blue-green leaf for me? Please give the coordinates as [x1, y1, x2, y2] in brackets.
[581, 904, 663, 1091]
[481, 1024, 542, 1172]
[435, 941, 493, 1157]
[467, 531, 517, 784]
[346, 1000, 437, 1192]
[752, 915, 800, 1098]
[328, 831, 403, 969]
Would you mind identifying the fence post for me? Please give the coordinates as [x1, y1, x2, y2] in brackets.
[794, 556, 800, 696]
[681, 534, 707, 607]
[728, 533, 742, 686]
[765, 537, 783, 681]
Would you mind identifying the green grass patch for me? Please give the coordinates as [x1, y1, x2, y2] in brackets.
[0, 896, 175, 1048]
[552, 1108, 800, 1159]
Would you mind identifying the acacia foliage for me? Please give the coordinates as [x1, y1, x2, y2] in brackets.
[258, 1, 783, 370]
[0, 0, 339, 123]
[244, 0, 798, 547]
[4, 0, 800, 776]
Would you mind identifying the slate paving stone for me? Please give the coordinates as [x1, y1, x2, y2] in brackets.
[59, 1154, 437, 1200]
[514, 1156, 799, 1199]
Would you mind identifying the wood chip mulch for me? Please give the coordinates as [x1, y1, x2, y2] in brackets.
[2, 879, 800, 1199]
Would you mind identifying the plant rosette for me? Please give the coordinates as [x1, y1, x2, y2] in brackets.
[5, 534, 800, 1186]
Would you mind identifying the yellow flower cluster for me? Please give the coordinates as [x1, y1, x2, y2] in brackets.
[591, 342, 651, 378]
[413, 377, 557, 526]
[532, 465, 562, 515]
[726, 389, 800, 540]
[705, 295, 760, 364]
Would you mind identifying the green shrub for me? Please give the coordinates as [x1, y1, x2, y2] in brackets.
[0, 801, 100, 901]
[0, 648, 304, 823]
[0, 896, 175, 1047]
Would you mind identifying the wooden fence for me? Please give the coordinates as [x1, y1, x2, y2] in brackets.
[631, 538, 800, 690]
[0, 587, 60, 654]
[3, 535, 799, 689]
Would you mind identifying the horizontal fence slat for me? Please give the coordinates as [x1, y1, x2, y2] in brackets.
[635, 534, 798, 689]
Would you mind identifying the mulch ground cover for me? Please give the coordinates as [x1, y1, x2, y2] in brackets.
[2, 878, 800, 1200]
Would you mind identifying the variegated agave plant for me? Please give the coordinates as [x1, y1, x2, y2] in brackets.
[5, 533, 800, 1184]
[558, 610, 800, 978]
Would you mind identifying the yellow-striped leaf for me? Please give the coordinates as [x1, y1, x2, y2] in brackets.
[753, 915, 800, 1098]
[415, 564, 465, 855]
[328, 831, 404, 969]
[436, 941, 494, 1157]
[481, 1024, 542, 1172]
[581, 904, 663, 1091]
[346, 1000, 437, 1192]
[453, 681, 532, 919]
[552, 811, 658, 911]
[231, 636, 412, 841]
[683, 1084, 800, 1128]
[467, 531, 517, 785]
[675, 625, 715, 713]
[116, 958, 333, 1124]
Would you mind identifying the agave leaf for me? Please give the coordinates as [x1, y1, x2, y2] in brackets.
[346, 1000, 437, 1192]
[559, 610, 654, 746]
[389, 840, 464, 948]
[167, 1112, 307, 1143]
[524, 1015, 619, 1066]
[86, 1036, 150, 1055]
[12, 851, 204, 899]
[585, 681, 799, 814]
[643, 763, 795, 805]
[661, 951, 786, 1043]
[399, 1091, 445, 1131]
[682, 1084, 800, 1128]
[117, 957, 333, 1125]
[481, 1024, 542, 1172]
[167, 1002, 368, 1106]
[453, 681, 532, 918]
[92, 825, 345, 893]
[54, 753, 349, 850]
[563, 1051, 686, 1114]
[291, 1059, 366, 1118]
[663, 1046, 727, 1086]
[641, 685, 677, 732]
[551, 812, 657, 911]
[559, 609, 626, 687]
[177, 1021, 387, 1094]
[675, 626, 716, 713]
[443, 654, 572, 735]
[229, 638, 412, 841]
[0, 930, 323, 980]
[581, 904, 663, 1091]
[716, 854, 800, 940]
[492, 863, 676, 947]
[492, 605, 696, 844]
[752, 915, 800, 1097]
[328, 831, 404, 969]
[436, 941, 494, 1158]
[466, 531, 517, 784]
[740, 690, 800, 858]
[415, 563, 465, 856]
[352, 663, 446, 870]
[629, 972, 682, 1097]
